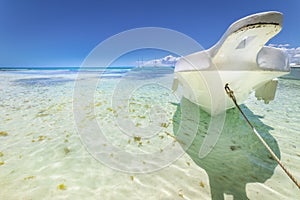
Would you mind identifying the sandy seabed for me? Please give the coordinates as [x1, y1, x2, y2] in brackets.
[0, 68, 299, 199]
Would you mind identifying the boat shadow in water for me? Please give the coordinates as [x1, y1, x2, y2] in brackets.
[173, 97, 280, 200]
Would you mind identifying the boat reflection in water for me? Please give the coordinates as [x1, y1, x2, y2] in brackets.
[173, 97, 280, 200]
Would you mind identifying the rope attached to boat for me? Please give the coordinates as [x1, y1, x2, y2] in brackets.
[225, 83, 300, 189]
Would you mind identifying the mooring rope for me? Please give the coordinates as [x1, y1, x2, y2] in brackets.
[224, 83, 300, 189]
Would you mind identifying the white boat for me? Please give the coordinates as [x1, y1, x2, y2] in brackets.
[173, 11, 290, 115]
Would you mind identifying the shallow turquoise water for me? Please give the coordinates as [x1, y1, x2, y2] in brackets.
[0, 68, 299, 199]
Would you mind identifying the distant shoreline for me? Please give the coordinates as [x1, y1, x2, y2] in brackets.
[0, 66, 135, 70]
[0, 65, 296, 71]
[0, 66, 177, 71]
[290, 65, 300, 68]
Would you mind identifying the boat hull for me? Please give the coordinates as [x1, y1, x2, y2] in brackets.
[173, 11, 290, 115]
[174, 70, 288, 115]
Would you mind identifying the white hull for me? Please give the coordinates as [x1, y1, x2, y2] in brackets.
[175, 70, 287, 115]
[173, 11, 290, 115]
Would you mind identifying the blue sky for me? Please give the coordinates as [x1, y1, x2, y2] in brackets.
[0, 0, 299, 67]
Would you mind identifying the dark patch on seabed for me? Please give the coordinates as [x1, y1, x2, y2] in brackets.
[125, 67, 174, 80]
[13, 77, 74, 87]
[173, 97, 280, 200]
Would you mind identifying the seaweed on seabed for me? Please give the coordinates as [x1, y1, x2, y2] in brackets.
[0, 131, 8, 136]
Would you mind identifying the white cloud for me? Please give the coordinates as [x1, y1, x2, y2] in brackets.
[280, 44, 290, 47]
[293, 54, 300, 58]
[268, 44, 300, 66]
[139, 55, 180, 67]
[139, 45, 300, 67]
[268, 43, 290, 48]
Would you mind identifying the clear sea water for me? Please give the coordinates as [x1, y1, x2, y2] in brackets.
[0, 67, 299, 199]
